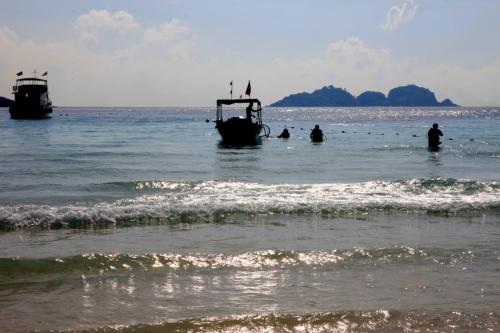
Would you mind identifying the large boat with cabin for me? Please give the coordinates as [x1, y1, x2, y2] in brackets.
[9, 71, 53, 119]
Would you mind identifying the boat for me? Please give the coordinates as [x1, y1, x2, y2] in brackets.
[9, 72, 53, 119]
[215, 98, 270, 144]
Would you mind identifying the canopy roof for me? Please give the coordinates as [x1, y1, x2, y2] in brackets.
[217, 98, 261, 106]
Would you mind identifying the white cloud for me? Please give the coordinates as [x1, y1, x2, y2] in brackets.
[75, 9, 140, 41]
[382, 0, 418, 31]
[168, 40, 194, 62]
[326, 37, 391, 67]
[1, 22, 499, 107]
[143, 19, 190, 44]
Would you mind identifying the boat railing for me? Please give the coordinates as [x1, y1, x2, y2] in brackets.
[255, 105, 263, 126]
[14, 78, 48, 88]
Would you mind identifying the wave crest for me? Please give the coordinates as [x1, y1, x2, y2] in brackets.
[0, 247, 476, 283]
[72, 310, 499, 333]
[1, 179, 499, 229]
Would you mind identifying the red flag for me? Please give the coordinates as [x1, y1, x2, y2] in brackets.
[245, 81, 251, 96]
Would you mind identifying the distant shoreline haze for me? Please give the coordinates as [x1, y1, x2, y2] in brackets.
[270, 84, 459, 107]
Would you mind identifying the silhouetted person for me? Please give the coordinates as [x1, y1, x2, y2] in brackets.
[310, 125, 323, 142]
[246, 102, 254, 122]
[427, 123, 443, 149]
[278, 128, 290, 139]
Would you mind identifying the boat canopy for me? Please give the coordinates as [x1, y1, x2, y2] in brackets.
[217, 99, 261, 107]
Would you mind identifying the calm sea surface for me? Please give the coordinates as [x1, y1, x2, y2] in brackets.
[0, 106, 499, 332]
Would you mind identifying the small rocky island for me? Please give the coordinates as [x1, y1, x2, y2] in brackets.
[0, 96, 14, 107]
[270, 84, 458, 107]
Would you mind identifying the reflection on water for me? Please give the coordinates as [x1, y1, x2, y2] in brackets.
[426, 149, 443, 180]
[217, 142, 263, 150]
[1, 214, 499, 332]
[215, 146, 263, 180]
[427, 150, 442, 166]
[5, 118, 53, 148]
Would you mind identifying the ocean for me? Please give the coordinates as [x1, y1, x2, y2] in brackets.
[0, 106, 499, 332]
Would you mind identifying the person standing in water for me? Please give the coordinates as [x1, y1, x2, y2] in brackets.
[278, 128, 290, 139]
[427, 123, 443, 149]
[310, 125, 324, 142]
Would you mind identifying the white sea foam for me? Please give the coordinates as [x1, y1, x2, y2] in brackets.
[0, 179, 499, 228]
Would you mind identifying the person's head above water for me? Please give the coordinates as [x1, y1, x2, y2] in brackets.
[432, 123, 439, 129]
[314, 125, 320, 129]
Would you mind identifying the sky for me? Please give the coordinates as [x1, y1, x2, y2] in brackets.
[1, 0, 499, 106]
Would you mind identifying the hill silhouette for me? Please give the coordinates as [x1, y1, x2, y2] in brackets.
[269, 86, 356, 107]
[0, 96, 13, 107]
[270, 84, 458, 107]
[357, 91, 388, 106]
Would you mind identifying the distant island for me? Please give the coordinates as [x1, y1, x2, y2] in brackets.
[270, 84, 459, 107]
[0, 96, 13, 107]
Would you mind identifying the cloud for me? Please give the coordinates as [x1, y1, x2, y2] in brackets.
[168, 40, 194, 62]
[75, 9, 140, 41]
[326, 38, 391, 68]
[382, 0, 418, 31]
[1, 22, 499, 107]
[143, 19, 190, 44]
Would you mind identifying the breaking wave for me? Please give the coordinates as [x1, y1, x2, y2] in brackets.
[1, 178, 499, 229]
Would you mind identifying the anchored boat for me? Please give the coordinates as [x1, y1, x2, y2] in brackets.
[215, 98, 270, 144]
[9, 71, 53, 119]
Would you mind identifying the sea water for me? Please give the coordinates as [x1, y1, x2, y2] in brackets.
[0, 106, 499, 332]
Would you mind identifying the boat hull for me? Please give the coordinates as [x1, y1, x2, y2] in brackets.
[216, 118, 262, 144]
[9, 105, 53, 119]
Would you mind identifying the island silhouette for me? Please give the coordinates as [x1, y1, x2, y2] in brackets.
[270, 84, 458, 107]
[1, 84, 459, 108]
[0, 96, 13, 107]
